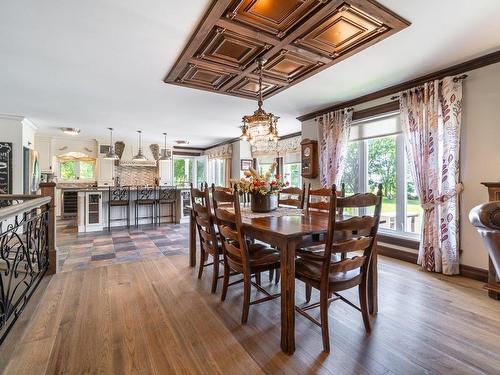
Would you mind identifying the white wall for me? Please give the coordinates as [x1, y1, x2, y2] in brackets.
[231, 140, 252, 180]
[300, 63, 500, 270]
[0, 115, 24, 193]
[22, 119, 37, 149]
[460, 62, 500, 269]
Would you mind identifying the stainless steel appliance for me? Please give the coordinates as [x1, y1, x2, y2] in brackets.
[23, 147, 41, 194]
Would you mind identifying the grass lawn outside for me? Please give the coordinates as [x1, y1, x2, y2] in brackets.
[381, 198, 422, 214]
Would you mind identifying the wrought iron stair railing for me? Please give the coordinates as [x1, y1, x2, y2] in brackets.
[0, 194, 51, 344]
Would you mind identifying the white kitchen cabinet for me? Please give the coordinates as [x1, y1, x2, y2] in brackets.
[35, 136, 52, 172]
[97, 157, 114, 186]
[86, 191, 103, 229]
[158, 160, 173, 185]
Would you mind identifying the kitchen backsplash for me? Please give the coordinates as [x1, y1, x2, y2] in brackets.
[117, 165, 157, 186]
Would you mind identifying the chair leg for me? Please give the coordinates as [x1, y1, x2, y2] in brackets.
[108, 205, 111, 231]
[359, 278, 372, 334]
[221, 261, 230, 302]
[241, 272, 251, 324]
[305, 283, 312, 303]
[275, 270, 280, 285]
[268, 269, 274, 282]
[211, 254, 219, 294]
[255, 272, 261, 285]
[320, 288, 330, 353]
[197, 248, 205, 279]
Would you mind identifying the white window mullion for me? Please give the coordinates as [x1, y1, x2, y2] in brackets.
[395, 134, 406, 232]
[359, 140, 368, 215]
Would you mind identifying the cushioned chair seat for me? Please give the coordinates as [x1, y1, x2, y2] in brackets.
[295, 256, 361, 291]
[247, 243, 280, 267]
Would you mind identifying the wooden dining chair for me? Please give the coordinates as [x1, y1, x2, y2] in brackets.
[295, 183, 382, 352]
[278, 183, 306, 209]
[306, 183, 345, 212]
[213, 185, 233, 193]
[212, 187, 281, 324]
[190, 183, 223, 293]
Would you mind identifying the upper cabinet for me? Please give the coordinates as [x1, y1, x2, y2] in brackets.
[96, 158, 114, 186]
[35, 136, 53, 172]
[158, 160, 172, 185]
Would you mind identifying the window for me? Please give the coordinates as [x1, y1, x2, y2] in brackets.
[59, 159, 95, 181]
[173, 156, 193, 187]
[208, 159, 225, 187]
[258, 163, 273, 176]
[340, 113, 421, 238]
[282, 152, 301, 187]
[283, 163, 301, 187]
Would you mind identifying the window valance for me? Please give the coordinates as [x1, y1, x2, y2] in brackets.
[205, 143, 233, 160]
[251, 135, 301, 158]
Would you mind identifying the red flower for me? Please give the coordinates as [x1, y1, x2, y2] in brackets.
[275, 174, 281, 179]
[260, 181, 266, 186]
[270, 181, 276, 185]
[285, 181, 289, 186]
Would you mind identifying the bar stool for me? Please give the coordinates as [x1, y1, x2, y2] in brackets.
[135, 186, 156, 227]
[108, 186, 131, 231]
[156, 186, 176, 225]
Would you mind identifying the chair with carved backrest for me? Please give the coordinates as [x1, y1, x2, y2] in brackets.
[279, 183, 306, 209]
[190, 183, 223, 293]
[306, 183, 345, 213]
[212, 186, 281, 323]
[134, 186, 156, 227]
[295, 183, 382, 352]
[108, 186, 131, 231]
[156, 185, 176, 225]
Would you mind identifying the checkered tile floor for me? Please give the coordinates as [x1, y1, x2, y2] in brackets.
[57, 220, 189, 272]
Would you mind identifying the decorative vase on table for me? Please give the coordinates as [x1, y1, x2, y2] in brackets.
[232, 162, 288, 213]
[251, 192, 278, 213]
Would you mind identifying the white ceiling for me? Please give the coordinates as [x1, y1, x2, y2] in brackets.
[1, 0, 500, 148]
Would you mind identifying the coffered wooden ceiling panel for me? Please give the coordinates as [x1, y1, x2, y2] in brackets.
[165, 0, 410, 100]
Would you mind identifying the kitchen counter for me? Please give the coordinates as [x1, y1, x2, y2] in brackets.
[72, 186, 190, 232]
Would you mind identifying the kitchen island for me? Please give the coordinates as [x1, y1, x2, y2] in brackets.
[59, 186, 191, 232]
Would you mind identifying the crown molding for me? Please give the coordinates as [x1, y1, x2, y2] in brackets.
[298, 49, 500, 122]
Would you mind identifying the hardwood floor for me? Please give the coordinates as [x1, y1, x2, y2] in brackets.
[1, 223, 499, 374]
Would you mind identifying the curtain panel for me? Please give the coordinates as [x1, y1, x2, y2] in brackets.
[400, 76, 463, 275]
[317, 109, 353, 187]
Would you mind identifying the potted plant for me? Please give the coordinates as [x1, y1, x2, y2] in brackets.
[232, 162, 288, 213]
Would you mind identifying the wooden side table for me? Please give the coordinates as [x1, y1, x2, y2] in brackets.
[481, 182, 500, 300]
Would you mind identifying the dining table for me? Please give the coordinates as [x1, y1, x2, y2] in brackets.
[188, 206, 378, 355]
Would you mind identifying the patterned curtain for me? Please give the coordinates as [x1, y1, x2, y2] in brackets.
[400, 76, 463, 275]
[318, 109, 353, 187]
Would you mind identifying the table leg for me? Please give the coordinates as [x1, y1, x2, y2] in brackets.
[279, 238, 297, 354]
[189, 210, 196, 267]
[369, 240, 378, 314]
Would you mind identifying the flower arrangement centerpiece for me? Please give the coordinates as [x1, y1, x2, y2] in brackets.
[233, 162, 288, 212]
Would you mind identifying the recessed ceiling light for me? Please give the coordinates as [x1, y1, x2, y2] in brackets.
[61, 127, 80, 135]
[175, 140, 189, 145]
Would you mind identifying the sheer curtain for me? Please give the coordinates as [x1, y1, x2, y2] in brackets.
[400, 76, 463, 275]
[317, 109, 353, 187]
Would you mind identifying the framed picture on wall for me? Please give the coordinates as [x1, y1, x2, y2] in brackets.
[0, 142, 13, 194]
[241, 159, 252, 171]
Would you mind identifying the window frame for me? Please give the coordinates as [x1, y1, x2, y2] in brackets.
[58, 159, 95, 182]
[208, 158, 226, 187]
[345, 111, 421, 241]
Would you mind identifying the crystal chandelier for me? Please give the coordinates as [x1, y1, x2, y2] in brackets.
[240, 58, 279, 151]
